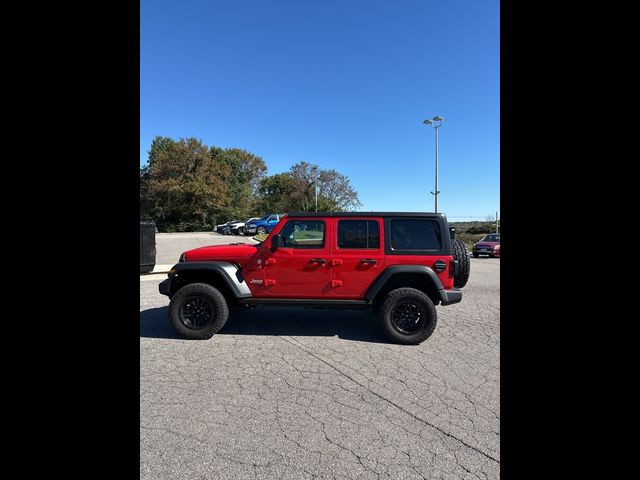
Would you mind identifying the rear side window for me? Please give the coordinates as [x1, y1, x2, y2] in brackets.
[389, 219, 442, 251]
[338, 220, 380, 249]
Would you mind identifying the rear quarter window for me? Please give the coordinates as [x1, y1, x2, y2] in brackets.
[389, 219, 442, 251]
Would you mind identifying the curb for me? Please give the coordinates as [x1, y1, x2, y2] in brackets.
[141, 264, 173, 276]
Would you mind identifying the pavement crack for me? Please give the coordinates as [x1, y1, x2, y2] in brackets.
[277, 335, 500, 466]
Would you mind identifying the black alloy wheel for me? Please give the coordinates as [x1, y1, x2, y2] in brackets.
[179, 295, 214, 330]
[390, 300, 426, 335]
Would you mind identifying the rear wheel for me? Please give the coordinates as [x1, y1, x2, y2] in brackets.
[257, 226, 267, 235]
[473, 252, 479, 258]
[169, 283, 229, 339]
[379, 288, 437, 345]
[238, 227, 244, 235]
[451, 239, 470, 288]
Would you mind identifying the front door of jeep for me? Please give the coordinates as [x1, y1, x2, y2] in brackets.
[263, 218, 331, 298]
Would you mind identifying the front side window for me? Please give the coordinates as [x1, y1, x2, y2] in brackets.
[338, 220, 380, 249]
[279, 220, 325, 249]
[389, 219, 442, 251]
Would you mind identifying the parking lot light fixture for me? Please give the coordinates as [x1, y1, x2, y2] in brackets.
[423, 116, 444, 212]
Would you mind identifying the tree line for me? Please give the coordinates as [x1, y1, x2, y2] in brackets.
[140, 136, 362, 232]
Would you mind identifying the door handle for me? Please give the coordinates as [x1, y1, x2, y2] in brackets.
[360, 258, 378, 264]
[309, 258, 327, 264]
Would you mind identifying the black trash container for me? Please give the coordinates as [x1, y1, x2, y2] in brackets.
[140, 220, 156, 273]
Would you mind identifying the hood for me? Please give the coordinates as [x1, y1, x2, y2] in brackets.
[182, 243, 259, 262]
[475, 241, 500, 247]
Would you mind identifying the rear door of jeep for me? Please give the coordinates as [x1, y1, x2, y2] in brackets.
[325, 216, 386, 298]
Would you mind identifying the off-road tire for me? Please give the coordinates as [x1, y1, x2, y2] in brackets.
[451, 239, 470, 288]
[169, 283, 229, 339]
[379, 288, 437, 345]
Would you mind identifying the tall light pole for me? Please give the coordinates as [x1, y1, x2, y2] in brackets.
[423, 116, 444, 212]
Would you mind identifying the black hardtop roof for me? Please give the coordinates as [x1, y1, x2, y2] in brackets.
[285, 212, 447, 219]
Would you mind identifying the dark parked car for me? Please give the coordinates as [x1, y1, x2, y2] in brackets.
[473, 233, 500, 257]
[215, 220, 240, 235]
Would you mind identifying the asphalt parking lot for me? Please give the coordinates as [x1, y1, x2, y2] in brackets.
[140, 256, 500, 479]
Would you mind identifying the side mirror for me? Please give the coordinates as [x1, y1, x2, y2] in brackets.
[271, 235, 284, 250]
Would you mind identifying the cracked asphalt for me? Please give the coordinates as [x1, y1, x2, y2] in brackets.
[140, 258, 500, 479]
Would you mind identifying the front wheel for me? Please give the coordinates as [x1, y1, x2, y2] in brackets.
[379, 288, 437, 345]
[257, 226, 267, 235]
[169, 283, 229, 339]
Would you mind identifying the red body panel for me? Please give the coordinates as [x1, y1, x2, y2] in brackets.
[260, 218, 332, 298]
[180, 215, 456, 299]
[323, 217, 385, 298]
[185, 243, 259, 263]
[183, 243, 265, 293]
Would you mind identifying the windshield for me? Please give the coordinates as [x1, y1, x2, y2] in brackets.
[482, 234, 500, 242]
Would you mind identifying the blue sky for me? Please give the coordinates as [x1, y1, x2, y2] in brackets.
[141, 0, 499, 220]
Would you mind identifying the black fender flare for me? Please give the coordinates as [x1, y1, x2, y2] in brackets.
[365, 265, 459, 305]
[167, 261, 252, 298]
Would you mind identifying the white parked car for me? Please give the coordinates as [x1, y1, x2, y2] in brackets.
[229, 218, 260, 236]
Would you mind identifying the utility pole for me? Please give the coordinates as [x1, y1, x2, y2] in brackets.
[315, 173, 318, 212]
[423, 116, 444, 212]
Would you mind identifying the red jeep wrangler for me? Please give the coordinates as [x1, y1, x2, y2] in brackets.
[159, 212, 470, 344]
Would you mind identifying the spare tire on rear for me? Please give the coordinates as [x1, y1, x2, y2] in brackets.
[451, 239, 470, 288]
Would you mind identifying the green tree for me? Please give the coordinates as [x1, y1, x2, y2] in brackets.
[256, 173, 295, 214]
[316, 168, 362, 211]
[140, 136, 362, 230]
[141, 137, 231, 231]
[287, 161, 361, 212]
[140, 136, 175, 218]
[255, 161, 361, 213]
[211, 147, 267, 221]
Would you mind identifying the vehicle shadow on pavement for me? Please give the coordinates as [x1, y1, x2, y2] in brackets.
[140, 306, 391, 343]
[140, 307, 180, 339]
